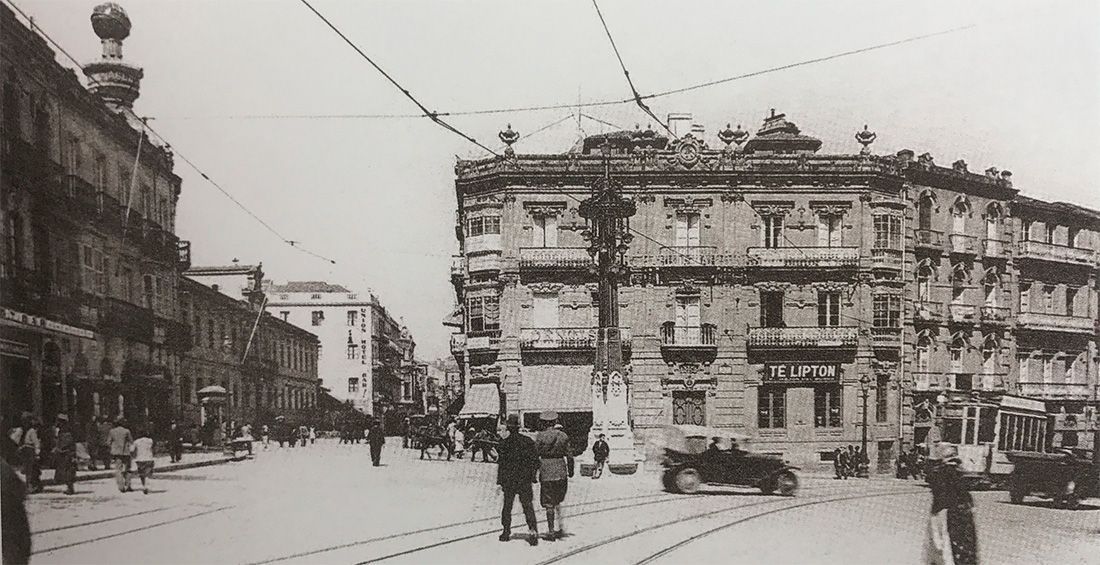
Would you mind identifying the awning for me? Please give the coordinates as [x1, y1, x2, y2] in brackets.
[459, 383, 500, 418]
[519, 366, 592, 413]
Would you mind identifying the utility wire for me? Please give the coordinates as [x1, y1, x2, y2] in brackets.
[3, 0, 339, 265]
[298, 0, 500, 158]
[590, 0, 676, 138]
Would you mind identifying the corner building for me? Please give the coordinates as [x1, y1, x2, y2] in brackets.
[451, 111, 1100, 471]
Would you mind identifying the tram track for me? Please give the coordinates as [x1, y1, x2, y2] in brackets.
[247, 492, 671, 565]
[31, 506, 172, 534]
[30, 504, 235, 555]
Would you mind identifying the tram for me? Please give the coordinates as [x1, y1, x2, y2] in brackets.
[930, 392, 1049, 487]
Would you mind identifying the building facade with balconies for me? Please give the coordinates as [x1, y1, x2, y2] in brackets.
[1, 4, 192, 430]
[451, 110, 1100, 470]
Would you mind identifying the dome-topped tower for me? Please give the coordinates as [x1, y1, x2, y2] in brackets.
[84, 3, 143, 111]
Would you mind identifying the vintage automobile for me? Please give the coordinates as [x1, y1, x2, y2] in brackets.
[655, 425, 800, 496]
[1007, 448, 1097, 510]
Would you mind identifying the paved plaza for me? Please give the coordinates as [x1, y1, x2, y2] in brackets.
[23, 440, 1100, 565]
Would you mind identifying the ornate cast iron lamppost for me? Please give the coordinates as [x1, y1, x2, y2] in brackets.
[579, 140, 638, 474]
[860, 374, 872, 477]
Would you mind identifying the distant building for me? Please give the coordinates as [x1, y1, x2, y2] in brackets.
[1, 3, 190, 430]
[265, 282, 417, 422]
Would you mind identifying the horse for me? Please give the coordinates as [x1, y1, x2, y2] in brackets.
[418, 428, 454, 461]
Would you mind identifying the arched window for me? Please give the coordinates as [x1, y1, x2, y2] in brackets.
[948, 331, 968, 373]
[915, 330, 934, 373]
[916, 259, 934, 303]
[982, 268, 1000, 307]
[951, 197, 971, 234]
[918, 193, 935, 232]
[981, 334, 1000, 373]
[985, 203, 1002, 243]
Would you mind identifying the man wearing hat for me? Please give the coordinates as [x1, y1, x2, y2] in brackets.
[108, 417, 134, 493]
[535, 411, 573, 541]
[496, 414, 539, 545]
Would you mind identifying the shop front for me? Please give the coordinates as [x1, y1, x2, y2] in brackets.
[519, 365, 593, 455]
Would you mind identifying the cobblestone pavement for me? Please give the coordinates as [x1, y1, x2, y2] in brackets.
[24, 440, 1100, 565]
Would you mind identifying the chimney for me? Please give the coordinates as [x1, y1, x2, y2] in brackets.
[84, 3, 143, 111]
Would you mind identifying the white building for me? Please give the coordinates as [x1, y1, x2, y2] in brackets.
[265, 281, 375, 414]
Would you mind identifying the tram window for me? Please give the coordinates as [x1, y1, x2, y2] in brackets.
[943, 418, 963, 443]
[1022, 418, 1034, 451]
[977, 409, 996, 443]
[963, 407, 978, 444]
[998, 414, 1010, 451]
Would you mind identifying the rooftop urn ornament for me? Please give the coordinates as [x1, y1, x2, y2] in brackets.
[85, 3, 143, 110]
[855, 124, 877, 154]
[718, 123, 748, 151]
[498, 123, 519, 156]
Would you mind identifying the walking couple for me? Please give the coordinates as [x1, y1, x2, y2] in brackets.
[496, 412, 573, 546]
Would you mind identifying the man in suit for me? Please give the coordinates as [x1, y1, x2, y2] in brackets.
[535, 412, 573, 541]
[367, 420, 386, 466]
[591, 433, 610, 479]
[108, 417, 134, 493]
[496, 414, 539, 546]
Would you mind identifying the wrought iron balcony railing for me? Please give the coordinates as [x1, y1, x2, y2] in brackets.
[1016, 382, 1092, 399]
[660, 323, 717, 348]
[1017, 240, 1097, 266]
[915, 229, 944, 250]
[1016, 312, 1095, 333]
[870, 248, 903, 271]
[746, 246, 859, 268]
[519, 247, 593, 269]
[948, 233, 977, 255]
[870, 326, 902, 347]
[519, 327, 632, 350]
[914, 301, 944, 322]
[747, 326, 858, 349]
[466, 331, 501, 351]
[629, 246, 737, 268]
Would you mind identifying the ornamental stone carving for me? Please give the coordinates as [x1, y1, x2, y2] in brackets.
[751, 201, 795, 217]
[527, 282, 563, 294]
[809, 201, 852, 218]
[523, 202, 567, 218]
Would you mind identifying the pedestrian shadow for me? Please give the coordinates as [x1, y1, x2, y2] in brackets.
[994, 499, 1100, 511]
[662, 488, 769, 497]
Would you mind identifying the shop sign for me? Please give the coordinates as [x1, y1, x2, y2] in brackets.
[764, 363, 840, 383]
[1, 307, 95, 339]
[0, 339, 30, 359]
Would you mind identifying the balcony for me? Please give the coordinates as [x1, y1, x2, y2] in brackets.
[1017, 240, 1097, 266]
[519, 247, 593, 270]
[947, 303, 977, 324]
[870, 326, 902, 348]
[948, 233, 977, 256]
[745, 247, 858, 269]
[870, 248, 903, 272]
[982, 238, 1010, 259]
[177, 240, 192, 271]
[520, 327, 632, 350]
[660, 323, 717, 350]
[465, 234, 502, 255]
[915, 229, 944, 251]
[466, 331, 501, 351]
[100, 297, 155, 343]
[450, 255, 465, 280]
[976, 373, 1007, 392]
[1017, 382, 1092, 400]
[914, 301, 944, 323]
[913, 372, 946, 392]
[747, 326, 858, 349]
[1016, 312, 1095, 334]
[978, 305, 1010, 326]
[64, 174, 98, 209]
[629, 246, 737, 268]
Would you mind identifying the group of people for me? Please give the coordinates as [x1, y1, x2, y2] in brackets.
[496, 411, 574, 545]
[897, 445, 927, 480]
[832, 444, 871, 479]
[259, 422, 316, 449]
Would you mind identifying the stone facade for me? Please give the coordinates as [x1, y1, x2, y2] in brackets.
[449, 112, 1100, 470]
[1, 3, 188, 433]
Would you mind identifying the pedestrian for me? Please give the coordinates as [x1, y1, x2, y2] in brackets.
[131, 425, 156, 495]
[924, 443, 979, 565]
[108, 417, 134, 493]
[834, 448, 846, 480]
[52, 414, 77, 495]
[367, 420, 385, 466]
[9, 412, 42, 493]
[97, 416, 113, 473]
[309, 426, 316, 445]
[535, 412, 573, 541]
[168, 422, 184, 463]
[454, 427, 465, 459]
[837, 447, 850, 480]
[402, 417, 411, 448]
[591, 433, 610, 479]
[496, 414, 539, 546]
[1, 458, 31, 565]
[261, 424, 270, 450]
[846, 445, 857, 477]
[84, 416, 102, 471]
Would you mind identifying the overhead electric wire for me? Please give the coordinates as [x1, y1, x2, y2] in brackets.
[298, 0, 500, 157]
[589, 0, 675, 138]
[3, 0, 339, 265]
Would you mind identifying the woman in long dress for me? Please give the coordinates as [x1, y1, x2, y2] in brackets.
[53, 415, 77, 495]
[924, 443, 978, 565]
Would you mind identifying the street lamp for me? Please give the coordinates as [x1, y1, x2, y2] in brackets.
[859, 374, 871, 476]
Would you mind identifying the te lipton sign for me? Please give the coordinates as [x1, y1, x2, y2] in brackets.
[764, 364, 840, 383]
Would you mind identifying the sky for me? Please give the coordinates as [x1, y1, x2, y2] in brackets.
[16, 0, 1100, 361]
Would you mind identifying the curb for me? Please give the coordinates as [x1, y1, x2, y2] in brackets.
[43, 455, 249, 486]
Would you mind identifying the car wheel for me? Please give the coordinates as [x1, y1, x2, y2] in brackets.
[1009, 483, 1026, 504]
[674, 468, 701, 494]
[775, 471, 799, 496]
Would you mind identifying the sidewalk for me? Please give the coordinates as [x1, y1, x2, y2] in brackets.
[40, 450, 248, 486]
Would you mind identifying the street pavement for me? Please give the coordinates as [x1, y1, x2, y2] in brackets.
[23, 439, 1100, 565]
